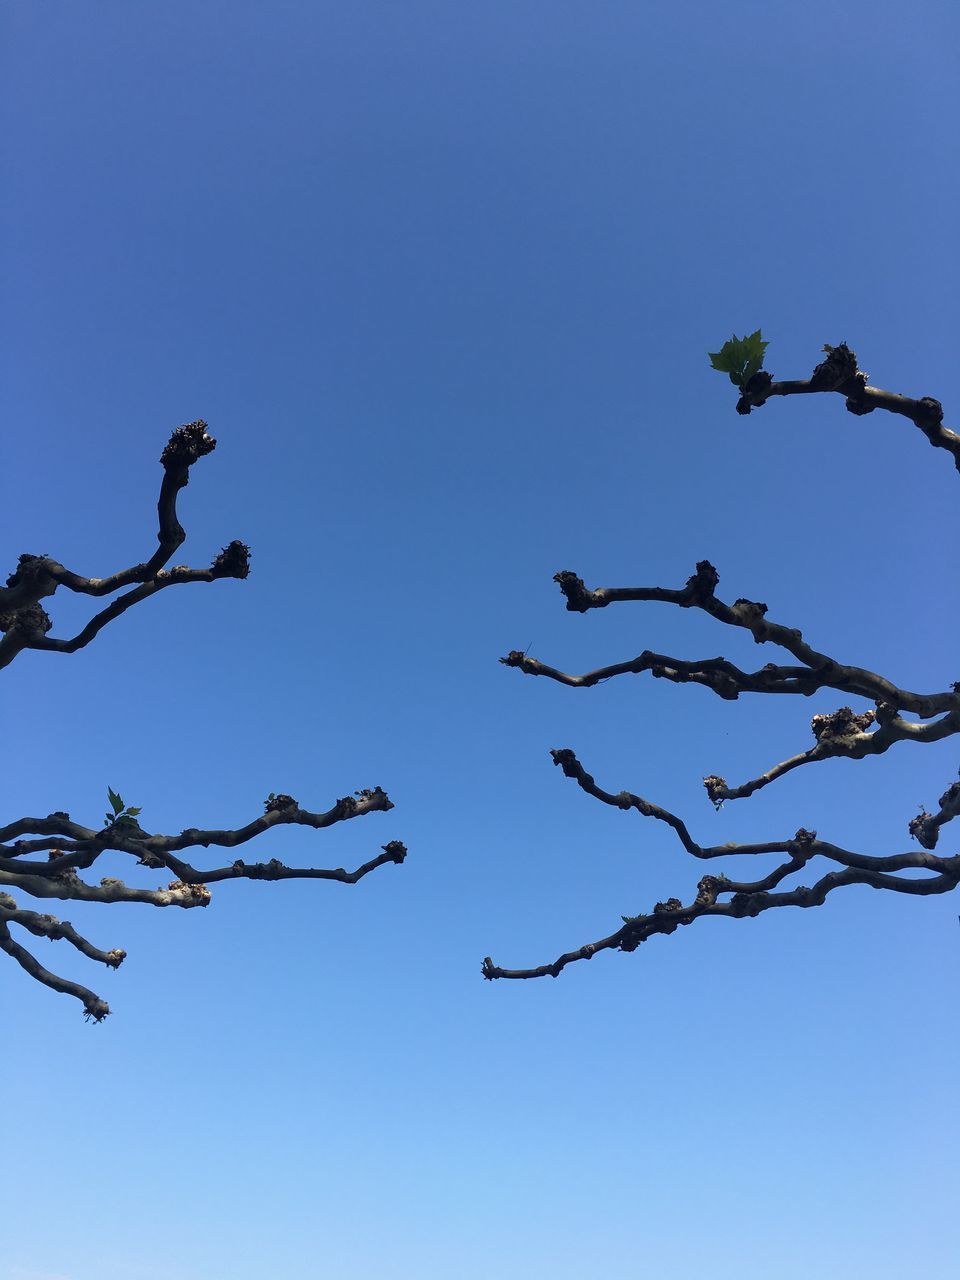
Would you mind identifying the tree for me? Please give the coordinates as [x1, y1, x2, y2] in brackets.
[0, 421, 406, 1019]
[484, 340, 960, 980]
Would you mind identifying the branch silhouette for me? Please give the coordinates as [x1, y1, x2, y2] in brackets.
[3, 424, 406, 1018]
[488, 341, 959, 980]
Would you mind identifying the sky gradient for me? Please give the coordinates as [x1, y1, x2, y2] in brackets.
[3, 3, 958, 1278]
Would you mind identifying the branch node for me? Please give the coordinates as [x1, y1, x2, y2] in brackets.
[731, 597, 769, 638]
[685, 560, 719, 602]
[83, 998, 111, 1023]
[382, 840, 408, 864]
[264, 793, 297, 813]
[916, 397, 944, 428]
[550, 748, 579, 778]
[811, 342, 859, 391]
[811, 706, 875, 743]
[653, 897, 682, 915]
[553, 570, 595, 612]
[0, 601, 52, 637]
[908, 809, 938, 850]
[703, 775, 727, 808]
[160, 420, 217, 469]
[211, 541, 251, 579]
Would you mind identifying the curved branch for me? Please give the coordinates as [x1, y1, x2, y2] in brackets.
[0, 422, 250, 671]
[506, 560, 960, 808]
[705, 706, 960, 805]
[0, 899, 126, 967]
[0, 919, 112, 1021]
[483, 750, 959, 980]
[543, 561, 957, 719]
[21, 549, 249, 660]
[549, 749, 952, 875]
[502, 646, 956, 715]
[1, 787, 407, 1016]
[1, 789, 397, 882]
[482, 862, 959, 981]
[0, 870, 214, 907]
[492, 342, 958, 984]
[733, 342, 959, 472]
[163, 841, 408, 887]
[145, 788, 394, 855]
[0, 814, 96, 844]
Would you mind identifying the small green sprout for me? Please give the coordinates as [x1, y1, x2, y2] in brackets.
[103, 787, 143, 831]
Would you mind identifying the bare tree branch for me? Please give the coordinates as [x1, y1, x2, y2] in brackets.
[703, 705, 960, 805]
[0, 422, 249, 670]
[482, 750, 960, 981]
[482, 864, 959, 982]
[504, 559, 960, 800]
[506, 560, 957, 718]
[490, 342, 959, 980]
[734, 341, 960, 471]
[0, 787, 406, 1017]
[3, 423, 408, 1018]
[502, 644, 956, 716]
[0, 918, 114, 1022]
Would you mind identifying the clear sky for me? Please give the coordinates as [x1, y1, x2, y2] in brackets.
[3, 3, 958, 1278]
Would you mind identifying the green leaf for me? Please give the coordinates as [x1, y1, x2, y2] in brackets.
[125, 807, 142, 817]
[107, 787, 124, 815]
[708, 329, 769, 389]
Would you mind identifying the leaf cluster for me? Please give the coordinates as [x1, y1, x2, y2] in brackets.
[708, 329, 769, 388]
[103, 787, 143, 831]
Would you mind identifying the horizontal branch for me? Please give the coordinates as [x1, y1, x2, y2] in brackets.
[1, 787, 407, 1017]
[2, 788, 396, 877]
[504, 649, 823, 697]
[538, 561, 957, 719]
[482, 863, 959, 981]
[163, 841, 408, 886]
[704, 705, 960, 804]
[505, 561, 959, 807]
[482, 750, 960, 980]
[502, 646, 956, 715]
[0, 813, 98, 844]
[146, 788, 394, 855]
[733, 342, 959, 472]
[0, 871, 215, 907]
[549, 749, 950, 873]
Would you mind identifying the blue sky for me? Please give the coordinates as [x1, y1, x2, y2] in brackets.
[3, 2, 958, 1277]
